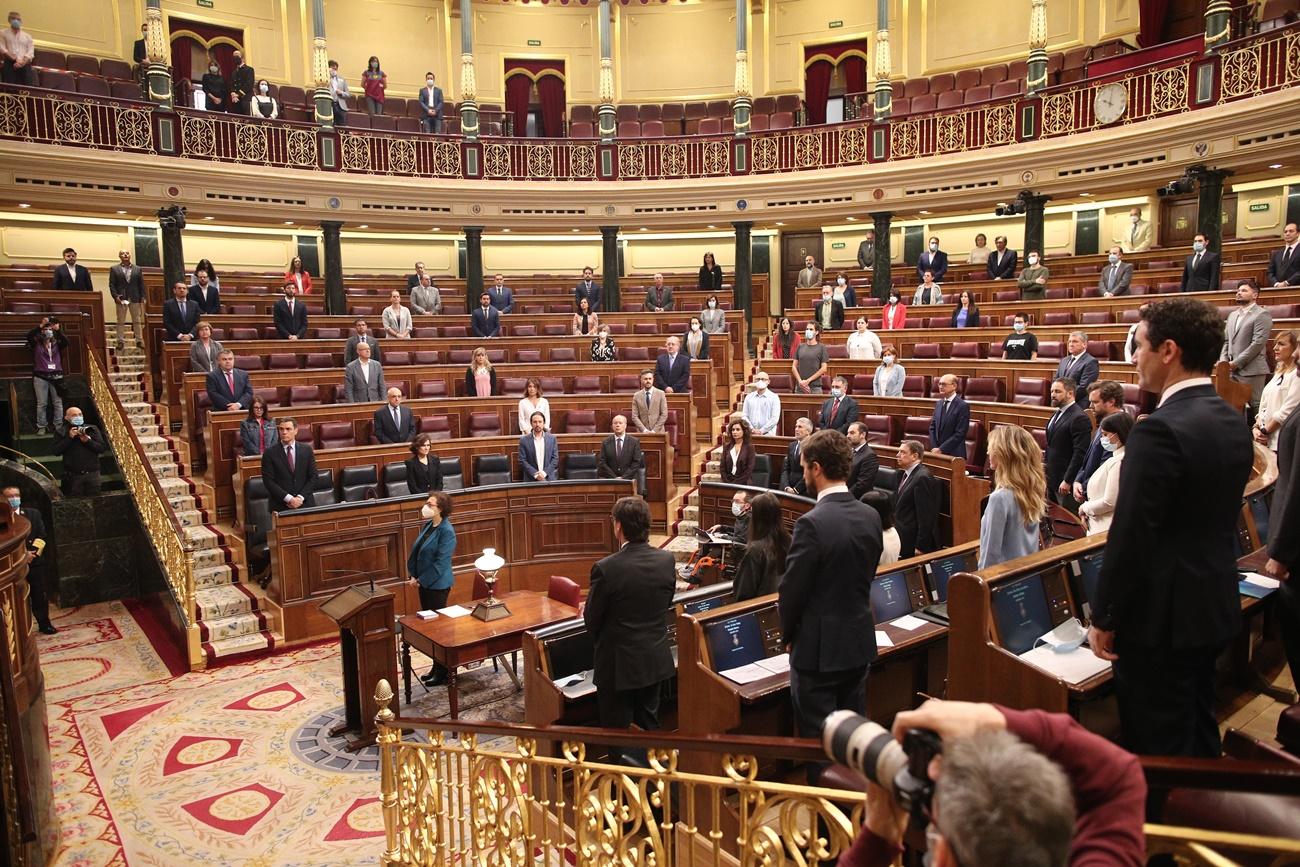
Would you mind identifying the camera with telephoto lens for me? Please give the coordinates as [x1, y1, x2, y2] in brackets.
[822, 711, 943, 818]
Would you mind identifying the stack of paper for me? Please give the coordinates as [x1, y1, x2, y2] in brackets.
[875, 630, 894, 648]
[437, 605, 473, 618]
[1018, 645, 1110, 685]
[416, 610, 438, 620]
[888, 614, 926, 631]
[1239, 572, 1280, 599]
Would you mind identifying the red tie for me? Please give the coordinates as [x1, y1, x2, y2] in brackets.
[831, 398, 841, 420]
[226, 372, 234, 394]
[287, 446, 295, 472]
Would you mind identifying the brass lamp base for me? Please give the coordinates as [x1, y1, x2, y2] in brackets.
[471, 597, 512, 621]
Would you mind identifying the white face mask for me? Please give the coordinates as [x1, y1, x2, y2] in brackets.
[259, 84, 269, 94]
[1130, 214, 1140, 224]
[805, 329, 816, 340]
[209, 66, 218, 74]
[690, 323, 700, 332]
[929, 242, 938, 252]
[731, 502, 745, 517]
[1100, 437, 1118, 453]
[421, 504, 435, 520]
[1013, 322, 1026, 333]
[882, 354, 895, 365]
[830, 387, 844, 398]
[1193, 241, 1205, 253]
[426, 79, 434, 87]
[755, 379, 768, 391]
[708, 300, 717, 308]
[1108, 253, 1119, 264]
[888, 296, 899, 305]
[1028, 255, 1039, 265]
[837, 277, 846, 286]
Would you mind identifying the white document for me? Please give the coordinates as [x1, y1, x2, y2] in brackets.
[888, 614, 927, 631]
[437, 605, 473, 618]
[416, 609, 438, 620]
[1018, 645, 1111, 685]
[1242, 572, 1281, 589]
[875, 630, 894, 648]
[719, 663, 770, 684]
[755, 653, 790, 675]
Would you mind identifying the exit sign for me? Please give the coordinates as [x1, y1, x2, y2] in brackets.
[1249, 202, 1270, 212]
[527, 39, 542, 47]
[828, 20, 843, 28]
[831, 241, 846, 249]
[197, 0, 213, 7]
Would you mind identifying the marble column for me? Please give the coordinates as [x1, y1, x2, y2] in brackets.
[310, 0, 334, 127]
[321, 221, 344, 314]
[873, 0, 892, 119]
[731, 0, 752, 136]
[1026, 0, 1049, 95]
[1204, 0, 1232, 51]
[597, 0, 616, 141]
[870, 211, 893, 301]
[458, 0, 480, 140]
[1022, 193, 1052, 260]
[159, 208, 185, 294]
[1193, 167, 1233, 253]
[733, 221, 753, 355]
[464, 226, 484, 308]
[600, 226, 621, 311]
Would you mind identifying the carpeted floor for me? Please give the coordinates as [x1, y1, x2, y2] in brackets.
[40, 601, 524, 866]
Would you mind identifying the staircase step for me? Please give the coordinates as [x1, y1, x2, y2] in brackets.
[199, 611, 268, 644]
[203, 630, 277, 664]
[175, 509, 204, 528]
[195, 584, 258, 620]
[192, 546, 226, 570]
[167, 493, 197, 512]
[681, 504, 699, 522]
[194, 564, 233, 590]
[184, 524, 221, 549]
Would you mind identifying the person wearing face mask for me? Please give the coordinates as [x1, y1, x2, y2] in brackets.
[1001, 313, 1039, 360]
[832, 273, 857, 309]
[683, 317, 710, 360]
[873, 345, 905, 397]
[880, 290, 907, 330]
[4, 486, 55, 634]
[0, 11, 35, 85]
[273, 281, 308, 339]
[26, 316, 68, 435]
[732, 492, 788, 602]
[53, 406, 108, 496]
[846, 317, 882, 361]
[133, 23, 147, 69]
[407, 491, 457, 687]
[228, 50, 255, 116]
[419, 71, 443, 133]
[928, 374, 970, 459]
[792, 322, 828, 394]
[1121, 206, 1152, 253]
[1079, 411, 1133, 535]
[1179, 233, 1220, 292]
[911, 270, 943, 306]
[815, 285, 845, 330]
[201, 59, 228, 113]
[1221, 278, 1273, 419]
[1016, 250, 1049, 301]
[818, 376, 859, 434]
[327, 60, 350, 126]
[916, 236, 948, 282]
[249, 78, 278, 119]
[362, 55, 387, 115]
[977, 424, 1046, 569]
[700, 293, 726, 333]
[590, 326, 617, 362]
[1098, 246, 1132, 296]
[742, 370, 781, 435]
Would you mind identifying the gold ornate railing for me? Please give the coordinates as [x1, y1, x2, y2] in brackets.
[87, 354, 196, 631]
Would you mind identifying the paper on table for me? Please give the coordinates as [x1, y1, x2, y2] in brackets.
[437, 605, 473, 618]
[1018, 645, 1110, 685]
[1242, 572, 1281, 589]
[875, 630, 894, 648]
[755, 653, 790, 675]
[416, 609, 438, 620]
[719, 663, 770, 684]
[889, 614, 927, 631]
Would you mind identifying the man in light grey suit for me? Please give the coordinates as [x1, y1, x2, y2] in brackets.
[630, 369, 668, 434]
[1221, 279, 1273, 419]
[409, 274, 442, 315]
[1098, 246, 1133, 297]
[342, 340, 385, 403]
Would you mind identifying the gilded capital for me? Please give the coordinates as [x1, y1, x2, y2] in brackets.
[1028, 0, 1048, 50]
[311, 37, 330, 89]
[598, 57, 615, 105]
[874, 29, 892, 81]
[460, 53, 477, 102]
[734, 50, 751, 98]
[144, 7, 169, 66]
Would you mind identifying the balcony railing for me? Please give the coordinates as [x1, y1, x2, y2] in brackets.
[1, 24, 1295, 182]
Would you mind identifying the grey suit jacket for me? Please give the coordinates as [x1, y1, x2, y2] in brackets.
[409, 284, 442, 315]
[1221, 304, 1274, 377]
[630, 387, 668, 433]
[1098, 261, 1133, 296]
[343, 358, 386, 402]
[796, 266, 823, 289]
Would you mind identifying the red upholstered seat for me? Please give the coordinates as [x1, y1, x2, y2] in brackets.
[991, 79, 1022, 99]
[413, 351, 440, 364]
[613, 374, 641, 390]
[316, 421, 355, 450]
[235, 355, 264, 370]
[65, 54, 100, 75]
[76, 75, 110, 97]
[268, 353, 299, 369]
[902, 416, 932, 450]
[950, 341, 986, 359]
[621, 346, 648, 360]
[891, 98, 910, 116]
[698, 117, 722, 135]
[963, 85, 991, 104]
[568, 121, 595, 138]
[289, 385, 321, 405]
[468, 412, 501, 437]
[863, 414, 894, 445]
[902, 376, 928, 398]
[1014, 377, 1049, 406]
[512, 325, 536, 336]
[448, 349, 472, 364]
[617, 120, 641, 138]
[769, 112, 794, 130]
[1080, 311, 1112, 325]
[110, 80, 140, 99]
[616, 104, 639, 122]
[550, 347, 576, 362]
[641, 120, 665, 137]
[547, 575, 581, 609]
[305, 353, 334, 368]
[563, 410, 597, 433]
[955, 68, 981, 90]
[573, 376, 601, 394]
[929, 73, 955, 92]
[1037, 340, 1064, 359]
[903, 78, 929, 98]
[963, 377, 1005, 403]
[540, 376, 564, 394]
[851, 374, 874, 393]
[1043, 312, 1074, 326]
[913, 342, 941, 359]
[486, 349, 506, 363]
[980, 63, 1009, 86]
[516, 349, 542, 362]
[416, 380, 448, 397]
[385, 351, 411, 366]
[420, 415, 452, 439]
[500, 377, 527, 397]
[569, 104, 594, 123]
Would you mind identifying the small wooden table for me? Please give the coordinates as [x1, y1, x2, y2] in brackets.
[399, 590, 580, 718]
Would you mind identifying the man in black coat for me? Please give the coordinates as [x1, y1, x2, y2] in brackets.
[845, 422, 880, 499]
[928, 374, 970, 459]
[1090, 298, 1253, 757]
[470, 291, 501, 338]
[162, 281, 199, 341]
[597, 414, 644, 484]
[373, 388, 417, 443]
[575, 266, 602, 311]
[1267, 222, 1299, 287]
[53, 247, 94, 291]
[5, 486, 55, 634]
[1264, 399, 1300, 689]
[205, 350, 252, 412]
[273, 282, 308, 339]
[228, 50, 255, 116]
[1179, 233, 1221, 292]
[1054, 332, 1100, 404]
[261, 418, 317, 513]
[584, 496, 676, 759]
[778, 429, 881, 744]
[780, 417, 813, 496]
[187, 268, 221, 316]
[1044, 377, 1092, 512]
[818, 376, 859, 434]
[894, 440, 940, 558]
[654, 336, 691, 394]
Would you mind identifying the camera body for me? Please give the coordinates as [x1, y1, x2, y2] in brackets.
[822, 711, 942, 820]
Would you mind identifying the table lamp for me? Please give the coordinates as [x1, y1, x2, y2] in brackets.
[471, 548, 510, 621]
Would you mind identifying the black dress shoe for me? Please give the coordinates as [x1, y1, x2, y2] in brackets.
[420, 670, 446, 687]
[38, 624, 58, 635]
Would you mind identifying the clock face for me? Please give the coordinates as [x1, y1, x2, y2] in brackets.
[1094, 83, 1128, 125]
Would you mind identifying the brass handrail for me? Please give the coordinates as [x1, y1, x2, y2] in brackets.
[0, 443, 56, 481]
[86, 353, 196, 629]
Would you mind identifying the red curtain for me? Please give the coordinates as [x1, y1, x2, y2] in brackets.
[169, 18, 243, 82]
[840, 55, 867, 97]
[804, 60, 833, 125]
[504, 74, 533, 137]
[1137, 0, 1170, 47]
[171, 37, 193, 84]
[536, 74, 566, 138]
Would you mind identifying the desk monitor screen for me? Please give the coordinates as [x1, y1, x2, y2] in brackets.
[705, 613, 767, 672]
[1071, 552, 1105, 619]
[870, 571, 914, 622]
[990, 573, 1053, 656]
[683, 595, 728, 615]
[546, 631, 594, 680]
[927, 553, 972, 603]
[1248, 494, 1269, 545]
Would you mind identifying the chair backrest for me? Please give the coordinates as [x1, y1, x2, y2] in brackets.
[863, 414, 893, 445]
[516, 349, 542, 362]
[1013, 377, 1049, 406]
[420, 415, 453, 440]
[316, 421, 355, 450]
[340, 465, 378, 501]
[469, 412, 502, 437]
[540, 376, 565, 394]
[235, 354, 265, 370]
[305, 353, 335, 368]
[768, 112, 794, 130]
[416, 380, 448, 398]
[902, 416, 932, 449]
[963, 377, 1005, 403]
[550, 347, 576, 362]
[573, 375, 601, 394]
[289, 385, 321, 405]
[1079, 311, 1112, 325]
[1043, 311, 1074, 325]
[438, 456, 464, 490]
[1037, 340, 1064, 359]
[913, 342, 941, 359]
[950, 341, 984, 359]
[564, 410, 598, 434]
[244, 477, 271, 547]
[547, 575, 582, 609]
[613, 374, 641, 390]
[474, 454, 513, 486]
[386, 351, 411, 366]
[268, 353, 299, 369]
[902, 376, 928, 398]
[622, 346, 648, 360]
[569, 121, 595, 138]
[313, 469, 338, 506]
[617, 119, 641, 138]
[751, 453, 772, 489]
[938, 91, 965, 110]
[641, 120, 665, 137]
[382, 461, 410, 498]
[500, 377, 528, 397]
[562, 453, 598, 480]
[698, 117, 722, 135]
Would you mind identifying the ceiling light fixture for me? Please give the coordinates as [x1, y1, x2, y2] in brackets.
[116, 210, 127, 214]
[1079, 192, 1093, 197]
[17, 203, 30, 208]
[918, 209, 931, 215]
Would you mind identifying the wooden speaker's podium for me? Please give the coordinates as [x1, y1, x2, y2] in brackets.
[320, 583, 400, 750]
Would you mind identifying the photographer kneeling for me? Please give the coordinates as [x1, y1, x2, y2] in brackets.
[827, 699, 1146, 867]
[53, 406, 108, 497]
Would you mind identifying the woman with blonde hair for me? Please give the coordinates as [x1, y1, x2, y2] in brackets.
[1256, 329, 1300, 452]
[978, 424, 1046, 569]
[464, 346, 496, 396]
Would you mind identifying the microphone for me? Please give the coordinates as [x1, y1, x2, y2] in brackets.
[324, 567, 387, 595]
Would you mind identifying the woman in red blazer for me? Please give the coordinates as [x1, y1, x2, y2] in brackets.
[880, 289, 908, 330]
[771, 316, 801, 359]
[285, 256, 313, 294]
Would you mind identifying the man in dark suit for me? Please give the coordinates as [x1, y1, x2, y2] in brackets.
[273, 282, 308, 339]
[985, 235, 1017, 280]
[780, 417, 813, 496]
[519, 412, 559, 481]
[1264, 389, 1300, 687]
[1179, 233, 1221, 292]
[845, 421, 880, 499]
[229, 50, 255, 115]
[487, 273, 514, 314]
[894, 440, 940, 558]
[1098, 246, 1133, 296]
[344, 318, 382, 364]
[405, 261, 429, 289]
[597, 414, 644, 483]
[654, 336, 691, 393]
[643, 273, 675, 312]
[471, 291, 501, 338]
[162, 281, 199, 341]
[187, 268, 221, 316]
[855, 231, 875, 270]
[818, 376, 859, 433]
[1090, 298, 1253, 757]
[373, 387, 417, 444]
[916, 236, 949, 282]
[108, 249, 146, 348]
[1055, 331, 1100, 403]
[778, 430, 881, 744]
[584, 496, 676, 756]
[928, 374, 970, 459]
[261, 417, 317, 513]
[1072, 380, 1124, 504]
[1045, 377, 1092, 512]
[53, 247, 94, 290]
[1267, 222, 1299, 287]
[575, 266, 602, 311]
[5, 486, 55, 634]
[418, 72, 443, 133]
[813, 285, 845, 331]
[205, 350, 252, 412]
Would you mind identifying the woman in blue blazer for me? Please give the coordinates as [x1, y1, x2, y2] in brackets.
[407, 490, 457, 686]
